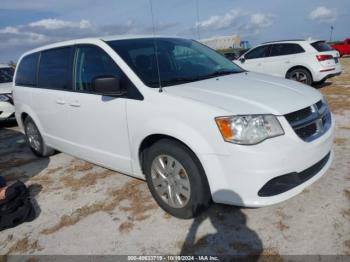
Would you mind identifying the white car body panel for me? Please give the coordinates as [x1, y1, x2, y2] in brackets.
[0, 77, 15, 121]
[13, 36, 334, 207]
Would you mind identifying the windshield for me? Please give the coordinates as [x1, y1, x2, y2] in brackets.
[107, 38, 244, 87]
[0, 67, 14, 83]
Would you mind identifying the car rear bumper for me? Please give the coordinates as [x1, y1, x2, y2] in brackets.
[313, 63, 342, 82]
[201, 115, 335, 207]
[318, 72, 342, 83]
[0, 102, 15, 120]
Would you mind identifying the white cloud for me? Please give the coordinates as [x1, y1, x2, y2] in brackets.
[0, 17, 179, 61]
[250, 13, 273, 28]
[308, 6, 337, 23]
[193, 10, 274, 37]
[195, 9, 242, 31]
[29, 19, 91, 30]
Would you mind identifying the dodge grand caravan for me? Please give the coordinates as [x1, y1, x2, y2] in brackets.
[13, 36, 334, 218]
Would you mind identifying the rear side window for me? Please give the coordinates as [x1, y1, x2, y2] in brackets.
[38, 47, 72, 90]
[270, 44, 305, 56]
[311, 41, 333, 52]
[15, 53, 39, 86]
[245, 45, 270, 59]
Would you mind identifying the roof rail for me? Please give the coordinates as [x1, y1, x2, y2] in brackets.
[262, 39, 305, 44]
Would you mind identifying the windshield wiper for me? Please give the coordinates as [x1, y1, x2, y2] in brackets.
[198, 70, 241, 80]
[147, 70, 242, 87]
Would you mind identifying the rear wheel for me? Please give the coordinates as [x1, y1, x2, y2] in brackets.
[144, 139, 211, 218]
[287, 68, 312, 86]
[24, 116, 55, 157]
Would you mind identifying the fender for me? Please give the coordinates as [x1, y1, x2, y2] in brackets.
[130, 117, 230, 177]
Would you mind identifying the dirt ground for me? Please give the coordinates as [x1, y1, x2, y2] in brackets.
[0, 59, 349, 258]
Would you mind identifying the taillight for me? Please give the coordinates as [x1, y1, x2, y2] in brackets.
[316, 54, 333, 61]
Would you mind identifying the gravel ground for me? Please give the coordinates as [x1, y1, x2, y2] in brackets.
[0, 58, 349, 258]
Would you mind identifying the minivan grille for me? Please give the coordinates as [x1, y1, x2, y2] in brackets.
[285, 100, 331, 142]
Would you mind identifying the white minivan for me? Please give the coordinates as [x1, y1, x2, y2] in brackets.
[13, 36, 334, 218]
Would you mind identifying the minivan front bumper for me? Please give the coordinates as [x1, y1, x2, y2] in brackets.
[200, 114, 335, 207]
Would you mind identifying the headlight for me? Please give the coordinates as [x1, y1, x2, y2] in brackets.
[215, 115, 284, 145]
[0, 94, 10, 102]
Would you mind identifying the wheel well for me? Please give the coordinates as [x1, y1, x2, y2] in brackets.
[139, 134, 184, 173]
[138, 134, 211, 198]
[286, 66, 313, 81]
[21, 112, 29, 125]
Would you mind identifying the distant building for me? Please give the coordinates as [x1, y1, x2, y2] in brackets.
[199, 35, 241, 50]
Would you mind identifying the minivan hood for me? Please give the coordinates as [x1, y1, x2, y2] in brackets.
[0, 82, 12, 94]
[164, 72, 323, 115]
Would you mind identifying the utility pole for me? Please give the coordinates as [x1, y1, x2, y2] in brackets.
[329, 25, 334, 42]
[195, 0, 201, 40]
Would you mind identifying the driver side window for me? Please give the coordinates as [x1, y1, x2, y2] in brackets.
[245, 45, 270, 60]
[74, 45, 126, 92]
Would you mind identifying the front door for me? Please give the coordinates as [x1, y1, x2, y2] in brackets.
[65, 45, 132, 173]
[238, 45, 271, 74]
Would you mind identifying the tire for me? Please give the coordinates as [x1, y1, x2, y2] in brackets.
[287, 68, 312, 86]
[144, 139, 211, 218]
[23, 116, 55, 157]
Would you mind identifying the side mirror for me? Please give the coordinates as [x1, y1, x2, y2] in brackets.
[93, 77, 126, 96]
[239, 56, 246, 63]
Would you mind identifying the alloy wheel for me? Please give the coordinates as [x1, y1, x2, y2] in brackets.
[290, 71, 308, 84]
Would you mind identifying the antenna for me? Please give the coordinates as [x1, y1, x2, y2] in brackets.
[149, 0, 163, 93]
[195, 0, 201, 40]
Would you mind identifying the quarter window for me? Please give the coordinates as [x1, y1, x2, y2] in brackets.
[15, 53, 39, 86]
[38, 47, 72, 90]
[73, 45, 130, 93]
[244, 45, 270, 59]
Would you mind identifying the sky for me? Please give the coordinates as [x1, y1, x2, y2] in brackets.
[0, 0, 349, 62]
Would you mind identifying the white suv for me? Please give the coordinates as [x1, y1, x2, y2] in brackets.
[0, 64, 15, 121]
[237, 40, 342, 85]
[13, 36, 334, 218]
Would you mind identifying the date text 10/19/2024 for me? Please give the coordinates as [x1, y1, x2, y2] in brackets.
[127, 256, 220, 261]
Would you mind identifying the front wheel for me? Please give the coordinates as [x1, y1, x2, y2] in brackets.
[144, 139, 211, 218]
[287, 68, 312, 86]
[24, 116, 55, 157]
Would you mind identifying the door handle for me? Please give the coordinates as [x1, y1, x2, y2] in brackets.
[69, 102, 81, 107]
[56, 99, 65, 105]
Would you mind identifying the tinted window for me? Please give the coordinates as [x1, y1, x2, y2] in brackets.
[38, 47, 72, 90]
[107, 38, 244, 88]
[311, 41, 333, 52]
[15, 53, 39, 86]
[270, 44, 305, 56]
[244, 45, 270, 59]
[0, 67, 14, 83]
[73, 45, 132, 93]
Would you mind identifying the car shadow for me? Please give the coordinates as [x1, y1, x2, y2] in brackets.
[0, 121, 50, 183]
[180, 190, 262, 260]
[313, 81, 332, 89]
